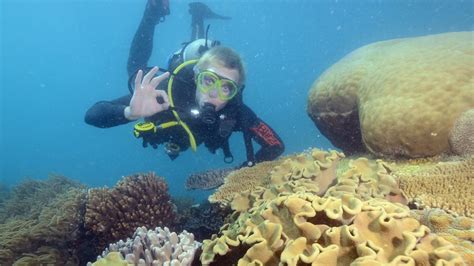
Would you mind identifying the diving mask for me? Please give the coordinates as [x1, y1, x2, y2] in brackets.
[196, 70, 240, 101]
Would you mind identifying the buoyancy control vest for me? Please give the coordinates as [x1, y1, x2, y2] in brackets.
[131, 57, 244, 163]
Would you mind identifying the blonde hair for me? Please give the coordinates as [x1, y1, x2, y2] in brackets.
[196, 46, 246, 87]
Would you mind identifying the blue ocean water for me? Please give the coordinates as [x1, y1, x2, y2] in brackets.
[1, 0, 473, 202]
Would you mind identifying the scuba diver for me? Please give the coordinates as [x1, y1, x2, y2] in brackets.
[85, 0, 284, 167]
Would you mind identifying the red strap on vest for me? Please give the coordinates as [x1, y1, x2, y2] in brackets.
[250, 122, 282, 147]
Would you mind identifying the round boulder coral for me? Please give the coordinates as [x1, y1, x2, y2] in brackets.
[449, 109, 474, 156]
[307, 31, 474, 158]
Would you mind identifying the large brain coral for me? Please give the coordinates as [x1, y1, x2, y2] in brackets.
[307, 31, 474, 158]
[449, 109, 474, 156]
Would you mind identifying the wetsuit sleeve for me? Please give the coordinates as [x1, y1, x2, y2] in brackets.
[239, 105, 285, 163]
[84, 94, 133, 128]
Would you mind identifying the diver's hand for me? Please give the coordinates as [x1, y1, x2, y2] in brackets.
[125, 67, 170, 120]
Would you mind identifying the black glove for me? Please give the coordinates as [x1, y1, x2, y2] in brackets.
[137, 132, 160, 149]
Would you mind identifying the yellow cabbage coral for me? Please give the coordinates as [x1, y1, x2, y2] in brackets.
[210, 149, 343, 211]
[325, 157, 405, 204]
[201, 192, 463, 265]
[411, 208, 474, 264]
[208, 159, 284, 206]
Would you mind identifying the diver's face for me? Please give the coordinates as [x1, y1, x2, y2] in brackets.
[195, 63, 240, 111]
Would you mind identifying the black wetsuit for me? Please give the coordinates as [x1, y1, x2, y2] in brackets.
[84, 3, 284, 165]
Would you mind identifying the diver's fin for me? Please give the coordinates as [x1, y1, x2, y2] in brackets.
[189, 2, 231, 40]
[189, 2, 231, 21]
[144, 0, 170, 24]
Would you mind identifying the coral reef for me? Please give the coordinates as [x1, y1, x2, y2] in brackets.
[449, 109, 474, 156]
[89, 226, 201, 266]
[9, 246, 78, 266]
[307, 31, 474, 158]
[394, 156, 474, 217]
[209, 150, 345, 211]
[185, 167, 236, 190]
[0, 176, 86, 265]
[270, 149, 343, 195]
[201, 150, 471, 264]
[0, 175, 83, 223]
[88, 252, 128, 266]
[208, 158, 285, 206]
[84, 172, 175, 253]
[175, 201, 233, 241]
[325, 157, 406, 204]
[2, 152, 470, 265]
[411, 208, 473, 264]
[228, 149, 344, 212]
[201, 192, 463, 265]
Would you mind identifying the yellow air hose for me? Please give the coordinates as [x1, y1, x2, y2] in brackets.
[167, 59, 198, 151]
